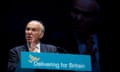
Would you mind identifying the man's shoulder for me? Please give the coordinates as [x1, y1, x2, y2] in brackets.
[41, 43, 57, 48]
[40, 43, 58, 52]
[10, 44, 27, 51]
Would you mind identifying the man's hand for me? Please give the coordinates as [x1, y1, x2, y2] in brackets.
[29, 35, 36, 52]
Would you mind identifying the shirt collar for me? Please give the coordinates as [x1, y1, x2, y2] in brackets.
[36, 42, 40, 49]
[27, 42, 40, 49]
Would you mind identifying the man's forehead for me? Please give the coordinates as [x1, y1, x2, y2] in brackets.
[28, 20, 41, 25]
[26, 20, 42, 27]
[26, 21, 41, 28]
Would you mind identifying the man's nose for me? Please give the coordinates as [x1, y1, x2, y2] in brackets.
[28, 30, 32, 34]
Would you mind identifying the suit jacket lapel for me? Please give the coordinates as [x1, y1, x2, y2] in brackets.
[23, 44, 47, 52]
[22, 44, 29, 51]
[16, 44, 29, 52]
[40, 43, 47, 52]
[22, 43, 49, 52]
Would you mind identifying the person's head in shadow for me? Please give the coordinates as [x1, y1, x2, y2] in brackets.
[69, 0, 100, 35]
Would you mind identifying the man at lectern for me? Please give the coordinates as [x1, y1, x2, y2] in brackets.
[8, 20, 69, 72]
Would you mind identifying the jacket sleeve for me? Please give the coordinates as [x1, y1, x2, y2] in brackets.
[8, 48, 19, 72]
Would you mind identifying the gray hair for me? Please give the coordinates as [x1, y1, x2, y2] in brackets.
[28, 20, 45, 32]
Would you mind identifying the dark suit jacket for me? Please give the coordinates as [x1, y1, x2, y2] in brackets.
[8, 43, 73, 72]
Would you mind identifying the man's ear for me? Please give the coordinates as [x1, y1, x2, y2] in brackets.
[39, 32, 44, 39]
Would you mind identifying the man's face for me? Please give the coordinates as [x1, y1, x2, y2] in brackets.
[70, 0, 97, 33]
[25, 21, 43, 43]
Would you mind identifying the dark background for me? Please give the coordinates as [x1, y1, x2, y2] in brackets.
[1, 0, 113, 72]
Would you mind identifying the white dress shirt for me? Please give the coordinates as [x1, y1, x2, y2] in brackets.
[27, 42, 40, 53]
